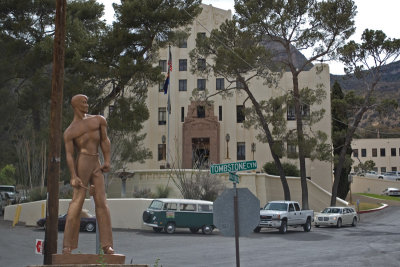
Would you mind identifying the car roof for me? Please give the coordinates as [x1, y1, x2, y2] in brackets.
[152, 198, 213, 205]
[384, 187, 400, 190]
[267, 201, 298, 204]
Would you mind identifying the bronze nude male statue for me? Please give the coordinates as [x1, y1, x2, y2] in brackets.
[62, 94, 114, 255]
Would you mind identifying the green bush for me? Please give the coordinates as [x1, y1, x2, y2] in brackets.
[263, 161, 300, 177]
[28, 186, 47, 201]
[0, 164, 16, 185]
[155, 185, 171, 198]
[133, 188, 154, 198]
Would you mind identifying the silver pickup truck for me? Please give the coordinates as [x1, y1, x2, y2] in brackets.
[254, 201, 314, 234]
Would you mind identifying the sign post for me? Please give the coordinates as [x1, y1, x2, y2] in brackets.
[211, 161, 258, 267]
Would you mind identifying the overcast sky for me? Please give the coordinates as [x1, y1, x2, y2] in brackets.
[99, 0, 399, 75]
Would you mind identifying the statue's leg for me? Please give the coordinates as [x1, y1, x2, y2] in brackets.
[91, 161, 114, 254]
[62, 155, 92, 254]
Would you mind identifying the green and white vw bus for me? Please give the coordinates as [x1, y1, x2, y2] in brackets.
[142, 198, 214, 234]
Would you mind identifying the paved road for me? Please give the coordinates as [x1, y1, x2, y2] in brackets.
[1, 206, 400, 267]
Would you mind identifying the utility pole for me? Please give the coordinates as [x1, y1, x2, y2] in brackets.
[43, 0, 67, 264]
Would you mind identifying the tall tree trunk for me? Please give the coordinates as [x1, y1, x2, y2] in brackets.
[292, 73, 309, 209]
[243, 84, 291, 200]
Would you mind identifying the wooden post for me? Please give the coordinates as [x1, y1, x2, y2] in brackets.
[43, 0, 67, 264]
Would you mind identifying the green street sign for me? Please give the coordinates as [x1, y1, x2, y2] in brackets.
[210, 160, 257, 174]
[229, 172, 239, 183]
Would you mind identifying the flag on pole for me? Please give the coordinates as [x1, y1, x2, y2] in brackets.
[162, 46, 172, 94]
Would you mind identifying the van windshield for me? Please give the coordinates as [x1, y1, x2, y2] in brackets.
[149, 200, 163, 210]
[0, 186, 15, 193]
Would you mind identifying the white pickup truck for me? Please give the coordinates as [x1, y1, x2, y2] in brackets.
[253, 201, 314, 234]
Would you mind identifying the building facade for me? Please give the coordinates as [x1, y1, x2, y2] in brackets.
[351, 138, 400, 174]
[127, 4, 333, 191]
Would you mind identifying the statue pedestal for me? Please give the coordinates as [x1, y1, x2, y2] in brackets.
[52, 253, 128, 265]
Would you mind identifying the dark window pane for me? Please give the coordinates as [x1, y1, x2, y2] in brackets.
[179, 79, 187, 91]
[197, 79, 206, 90]
[178, 37, 187, 48]
[158, 107, 166, 125]
[197, 106, 205, 118]
[237, 142, 245, 160]
[158, 144, 166, 161]
[353, 149, 358, 157]
[197, 58, 206, 70]
[179, 59, 187, 71]
[391, 148, 396, 156]
[237, 105, 245, 123]
[216, 78, 224, 90]
[219, 106, 222, 121]
[181, 107, 184, 122]
[159, 60, 167, 72]
[380, 148, 385, 157]
[287, 104, 295, 120]
[372, 148, 377, 157]
[361, 149, 367, 157]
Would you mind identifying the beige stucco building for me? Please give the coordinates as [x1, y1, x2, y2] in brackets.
[351, 138, 400, 174]
[127, 4, 333, 192]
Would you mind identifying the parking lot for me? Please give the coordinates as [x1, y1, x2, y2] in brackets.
[1, 205, 400, 267]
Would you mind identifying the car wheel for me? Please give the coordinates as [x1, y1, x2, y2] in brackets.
[153, 227, 163, 233]
[279, 220, 287, 234]
[253, 226, 261, 233]
[165, 222, 175, 234]
[336, 218, 342, 228]
[189, 227, 199, 233]
[315, 225, 320, 228]
[352, 217, 357, 227]
[303, 218, 311, 232]
[142, 211, 152, 223]
[85, 222, 96, 232]
[202, 225, 213, 235]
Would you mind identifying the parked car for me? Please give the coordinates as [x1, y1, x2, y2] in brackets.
[381, 171, 400, 181]
[0, 193, 5, 216]
[0, 185, 18, 204]
[36, 209, 96, 232]
[253, 201, 314, 234]
[363, 171, 384, 179]
[142, 198, 214, 234]
[382, 187, 400, 196]
[314, 207, 358, 228]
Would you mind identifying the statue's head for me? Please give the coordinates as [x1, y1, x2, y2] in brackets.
[71, 94, 88, 113]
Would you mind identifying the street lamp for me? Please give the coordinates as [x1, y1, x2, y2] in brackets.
[225, 133, 230, 159]
[251, 142, 256, 160]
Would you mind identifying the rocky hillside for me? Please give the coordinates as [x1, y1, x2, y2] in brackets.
[330, 60, 400, 138]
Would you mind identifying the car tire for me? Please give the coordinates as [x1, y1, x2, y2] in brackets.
[153, 227, 163, 233]
[336, 218, 342, 228]
[142, 211, 152, 223]
[189, 227, 199, 233]
[303, 218, 311, 232]
[351, 217, 357, 227]
[85, 222, 96, 232]
[315, 225, 320, 228]
[279, 220, 287, 234]
[202, 225, 213, 235]
[253, 226, 261, 233]
[165, 222, 175, 234]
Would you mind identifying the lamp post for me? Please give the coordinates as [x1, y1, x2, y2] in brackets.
[251, 142, 256, 160]
[225, 133, 230, 159]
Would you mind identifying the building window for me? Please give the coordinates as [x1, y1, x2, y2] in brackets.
[381, 167, 386, 173]
[237, 142, 246, 160]
[361, 149, 366, 157]
[159, 82, 164, 92]
[219, 106, 222, 121]
[197, 106, 205, 118]
[391, 148, 396, 156]
[179, 59, 187, 71]
[392, 167, 398, 171]
[178, 37, 187, 48]
[353, 149, 358, 157]
[287, 104, 295, 120]
[179, 79, 187, 91]
[287, 143, 297, 158]
[301, 104, 310, 119]
[237, 105, 245, 123]
[372, 148, 377, 157]
[158, 108, 166, 125]
[181, 107, 185, 122]
[158, 144, 166, 161]
[197, 79, 206, 90]
[380, 148, 386, 157]
[197, 58, 206, 70]
[236, 79, 245, 89]
[159, 60, 167, 72]
[216, 78, 224, 90]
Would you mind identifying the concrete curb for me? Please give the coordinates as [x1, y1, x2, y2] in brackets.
[358, 203, 389, 214]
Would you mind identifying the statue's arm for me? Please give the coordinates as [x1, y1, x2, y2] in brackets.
[64, 131, 82, 188]
[99, 116, 111, 172]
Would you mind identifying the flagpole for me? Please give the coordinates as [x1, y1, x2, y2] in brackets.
[167, 45, 171, 168]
